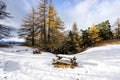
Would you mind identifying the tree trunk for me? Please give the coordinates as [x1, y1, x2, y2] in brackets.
[43, 0, 47, 47]
[32, 27, 34, 46]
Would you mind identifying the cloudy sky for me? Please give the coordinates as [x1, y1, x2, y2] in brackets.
[1, 0, 120, 30]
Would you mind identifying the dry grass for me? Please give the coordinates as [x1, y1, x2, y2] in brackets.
[53, 62, 78, 68]
[94, 39, 120, 47]
[79, 39, 120, 54]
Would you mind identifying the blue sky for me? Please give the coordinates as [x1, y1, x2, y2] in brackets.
[0, 0, 120, 30]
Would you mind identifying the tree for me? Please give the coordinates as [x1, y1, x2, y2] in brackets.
[0, 24, 14, 39]
[0, 0, 10, 19]
[47, 0, 55, 42]
[88, 24, 102, 44]
[0, 0, 12, 39]
[46, 0, 65, 52]
[72, 22, 78, 34]
[96, 20, 113, 40]
[19, 0, 65, 52]
[35, 0, 49, 48]
[63, 23, 81, 54]
[81, 30, 91, 47]
[19, 8, 37, 46]
[113, 18, 120, 39]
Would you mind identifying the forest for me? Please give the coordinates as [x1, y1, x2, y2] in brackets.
[0, 0, 120, 54]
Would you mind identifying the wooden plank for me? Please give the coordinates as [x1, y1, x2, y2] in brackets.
[53, 59, 72, 65]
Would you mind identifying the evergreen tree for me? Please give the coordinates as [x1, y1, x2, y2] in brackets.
[96, 20, 113, 40]
[81, 30, 91, 47]
[63, 23, 81, 54]
[66, 31, 75, 53]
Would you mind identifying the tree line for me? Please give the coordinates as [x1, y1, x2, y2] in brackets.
[19, 0, 120, 54]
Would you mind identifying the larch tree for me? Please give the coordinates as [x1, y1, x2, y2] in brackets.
[36, 0, 49, 48]
[47, 0, 56, 42]
[114, 18, 120, 39]
[88, 24, 102, 44]
[72, 22, 78, 34]
[0, 0, 10, 19]
[19, 8, 37, 46]
[0, 24, 14, 39]
[19, 0, 65, 52]
[0, 0, 13, 39]
[46, 0, 65, 52]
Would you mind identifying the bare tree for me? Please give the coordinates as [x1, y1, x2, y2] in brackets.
[0, 24, 14, 39]
[19, 8, 37, 46]
[0, 0, 13, 39]
[0, 0, 10, 19]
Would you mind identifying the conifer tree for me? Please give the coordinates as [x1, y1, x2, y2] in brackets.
[0, 0, 10, 19]
[0, 0, 13, 39]
[63, 23, 81, 54]
[96, 20, 113, 40]
[35, 0, 49, 48]
[88, 24, 102, 44]
[81, 30, 91, 47]
[72, 22, 78, 34]
[0, 24, 14, 39]
[114, 18, 120, 39]
[46, 0, 65, 52]
[19, 0, 65, 52]
[19, 8, 37, 46]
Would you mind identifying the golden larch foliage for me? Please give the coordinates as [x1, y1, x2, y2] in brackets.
[88, 24, 102, 43]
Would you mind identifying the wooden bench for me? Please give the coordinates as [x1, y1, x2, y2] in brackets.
[52, 54, 77, 68]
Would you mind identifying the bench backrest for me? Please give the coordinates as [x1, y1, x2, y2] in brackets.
[56, 54, 76, 60]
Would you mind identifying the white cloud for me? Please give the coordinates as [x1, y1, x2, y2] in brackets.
[2, 0, 120, 31]
[0, 20, 20, 28]
[58, 0, 120, 30]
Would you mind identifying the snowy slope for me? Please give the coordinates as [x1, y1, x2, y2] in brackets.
[0, 45, 120, 80]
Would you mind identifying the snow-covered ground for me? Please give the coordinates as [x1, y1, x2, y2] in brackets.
[0, 45, 120, 80]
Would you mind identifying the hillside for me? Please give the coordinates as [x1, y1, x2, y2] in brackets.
[0, 45, 120, 80]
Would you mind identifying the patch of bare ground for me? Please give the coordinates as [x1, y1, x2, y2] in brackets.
[78, 39, 120, 53]
[92, 39, 120, 47]
[53, 62, 78, 68]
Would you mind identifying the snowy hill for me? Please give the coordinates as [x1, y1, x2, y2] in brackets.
[0, 45, 120, 80]
[0, 38, 25, 45]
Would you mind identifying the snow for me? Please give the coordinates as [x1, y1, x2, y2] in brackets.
[0, 44, 120, 80]
[0, 37, 25, 43]
[57, 54, 75, 59]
